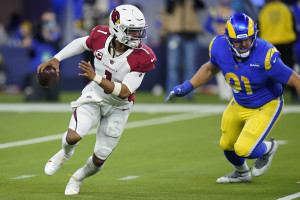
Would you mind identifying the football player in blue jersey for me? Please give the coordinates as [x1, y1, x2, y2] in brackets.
[165, 13, 300, 183]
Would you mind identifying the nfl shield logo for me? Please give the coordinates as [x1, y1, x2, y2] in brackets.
[110, 60, 114, 64]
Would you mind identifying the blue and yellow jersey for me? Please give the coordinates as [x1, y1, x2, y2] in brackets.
[209, 35, 293, 108]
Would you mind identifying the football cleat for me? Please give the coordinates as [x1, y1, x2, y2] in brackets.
[65, 169, 83, 195]
[217, 170, 252, 183]
[252, 137, 279, 177]
[44, 149, 73, 175]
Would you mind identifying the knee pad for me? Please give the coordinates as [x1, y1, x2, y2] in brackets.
[105, 117, 124, 138]
[220, 137, 234, 151]
[234, 142, 250, 158]
[94, 146, 112, 160]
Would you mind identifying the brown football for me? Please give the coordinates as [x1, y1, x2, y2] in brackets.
[36, 66, 59, 88]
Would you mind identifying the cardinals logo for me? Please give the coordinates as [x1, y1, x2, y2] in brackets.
[111, 9, 120, 25]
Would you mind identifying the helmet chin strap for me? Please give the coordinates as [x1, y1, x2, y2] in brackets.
[233, 48, 250, 58]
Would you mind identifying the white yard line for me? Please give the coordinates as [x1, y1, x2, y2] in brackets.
[277, 192, 300, 200]
[9, 175, 36, 180]
[0, 112, 212, 149]
[116, 176, 140, 180]
[1, 103, 299, 149]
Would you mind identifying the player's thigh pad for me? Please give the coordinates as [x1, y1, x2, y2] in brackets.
[234, 97, 283, 157]
[94, 109, 130, 160]
[220, 99, 244, 151]
[69, 103, 100, 138]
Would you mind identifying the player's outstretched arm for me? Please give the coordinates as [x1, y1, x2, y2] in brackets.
[164, 80, 194, 102]
[164, 61, 220, 102]
[37, 36, 89, 76]
[286, 71, 300, 98]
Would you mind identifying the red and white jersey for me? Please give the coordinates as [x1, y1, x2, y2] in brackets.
[82, 25, 156, 106]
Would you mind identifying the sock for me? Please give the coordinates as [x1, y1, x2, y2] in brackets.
[62, 132, 77, 156]
[247, 142, 267, 159]
[224, 150, 245, 166]
[234, 162, 250, 172]
[73, 156, 104, 181]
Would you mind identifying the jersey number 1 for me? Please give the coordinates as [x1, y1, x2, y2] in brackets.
[104, 70, 112, 94]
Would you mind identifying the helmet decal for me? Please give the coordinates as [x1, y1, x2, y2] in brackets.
[226, 20, 236, 39]
[111, 9, 120, 25]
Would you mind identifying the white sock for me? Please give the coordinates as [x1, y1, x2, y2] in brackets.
[62, 132, 77, 156]
[264, 141, 272, 154]
[73, 156, 104, 181]
[234, 162, 249, 172]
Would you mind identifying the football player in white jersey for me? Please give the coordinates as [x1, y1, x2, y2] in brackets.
[37, 4, 156, 195]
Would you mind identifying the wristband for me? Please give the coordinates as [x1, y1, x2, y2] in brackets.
[93, 74, 102, 85]
[111, 82, 122, 96]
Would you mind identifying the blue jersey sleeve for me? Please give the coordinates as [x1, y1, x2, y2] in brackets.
[267, 52, 293, 84]
[209, 37, 218, 66]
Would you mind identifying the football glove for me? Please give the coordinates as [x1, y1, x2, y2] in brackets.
[164, 80, 194, 102]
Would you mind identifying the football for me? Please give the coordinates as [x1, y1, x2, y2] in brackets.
[36, 66, 59, 88]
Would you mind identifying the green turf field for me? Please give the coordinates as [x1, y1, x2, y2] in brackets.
[0, 103, 300, 200]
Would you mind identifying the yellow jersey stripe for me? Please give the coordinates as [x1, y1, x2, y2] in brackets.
[265, 47, 278, 70]
[209, 36, 217, 58]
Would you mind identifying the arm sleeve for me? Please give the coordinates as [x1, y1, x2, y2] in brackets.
[54, 36, 89, 61]
[122, 72, 146, 93]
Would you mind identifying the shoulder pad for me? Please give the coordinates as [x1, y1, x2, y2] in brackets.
[127, 44, 156, 72]
[90, 25, 110, 40]
[209, 36, 217, 58]
[264, 47, 279, 70]
[86, 25, 110, 50]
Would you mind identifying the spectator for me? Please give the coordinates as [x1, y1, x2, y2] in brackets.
[258, 0, 299, 102]
[0, 24, 8, 46]
[24, 11, 61, 102]
[10, 21, 33, 48]
[231, 0, 260, 22]
[204, 0, 235, 100]
[161, 0, 205, 100]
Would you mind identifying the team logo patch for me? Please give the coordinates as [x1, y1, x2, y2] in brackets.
[111, 9, 120, 25]
[94, 50, 103, 61]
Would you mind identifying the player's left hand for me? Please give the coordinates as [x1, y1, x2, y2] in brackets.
[78, 60, 96, 81]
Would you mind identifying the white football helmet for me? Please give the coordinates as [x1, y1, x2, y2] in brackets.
[109, 4, 147, 48]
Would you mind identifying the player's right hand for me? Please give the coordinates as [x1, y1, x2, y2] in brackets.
[37, 57, 60, 76]
[164, 80, 195, 102]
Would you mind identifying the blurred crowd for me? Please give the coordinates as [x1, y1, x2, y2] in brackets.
[0, 0, 300, 102]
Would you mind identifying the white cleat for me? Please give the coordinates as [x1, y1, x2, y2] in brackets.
[44, 149, 73, 175]
[252, 137, 279, 177]
[217, 170, 252, 183]
[65, 170, 83, 195]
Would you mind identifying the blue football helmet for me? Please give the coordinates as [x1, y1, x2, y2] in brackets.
[225, 13, 258, 58]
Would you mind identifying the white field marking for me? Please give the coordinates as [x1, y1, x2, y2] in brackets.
[0, 103, 227, 113]
[116, 176, 140, 180]
[0, 112, 212, 149]
[277, 192, 300, 200]
[9, 175, 36, 179]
